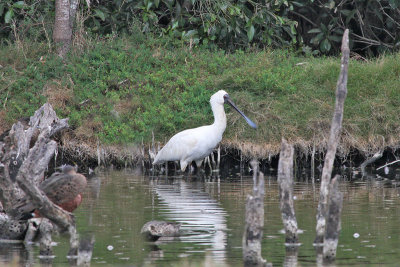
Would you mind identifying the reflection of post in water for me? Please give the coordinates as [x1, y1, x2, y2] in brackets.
[242, 160, 267, 266]
[68, 234, 96, 267]
[87, 176, 102, 226]
[0, 243, 30, 266]
[284, 247, 299, 267]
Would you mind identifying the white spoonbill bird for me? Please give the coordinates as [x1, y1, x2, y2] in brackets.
[152, 90, 257, 172]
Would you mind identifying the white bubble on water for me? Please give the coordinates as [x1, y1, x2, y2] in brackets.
[353, 233, 360, 238]
[107, 245, 114, 251]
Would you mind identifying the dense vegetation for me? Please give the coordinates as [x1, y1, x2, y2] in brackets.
[1, 31, 399, 158]
[1, 0, 399, 56]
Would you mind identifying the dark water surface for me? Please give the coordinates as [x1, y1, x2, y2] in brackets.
[2, 168, 400, 266]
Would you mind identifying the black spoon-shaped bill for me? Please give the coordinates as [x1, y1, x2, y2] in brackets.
[224, 95, 257, 129]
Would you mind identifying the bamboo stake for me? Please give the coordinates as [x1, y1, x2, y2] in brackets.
[315, 29, 349, 244]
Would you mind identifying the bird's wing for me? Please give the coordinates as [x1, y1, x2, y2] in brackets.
[154, 127, 208, 163]
[9, 197, 35, 220]
[39, 171, 62, 189]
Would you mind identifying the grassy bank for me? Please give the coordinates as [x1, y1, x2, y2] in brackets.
[1, 33, 399, 161]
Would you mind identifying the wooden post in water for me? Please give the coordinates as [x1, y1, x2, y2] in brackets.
[323, 175, 343, 262]
[315, 29, 349, 244]
[277, 138, 298, 244]
[242, 159, 267, 266]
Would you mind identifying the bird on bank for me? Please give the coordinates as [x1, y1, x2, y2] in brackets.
[11, 165, 87, 220]
[152, 90, 257, 172]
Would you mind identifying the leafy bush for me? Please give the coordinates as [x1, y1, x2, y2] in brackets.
[292, 0, 400, 56]
[0, 0, 54, 42]
[1, 1, 399, 55]
[84, 0, 297, 50]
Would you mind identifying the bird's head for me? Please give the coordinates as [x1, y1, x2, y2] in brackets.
[210, 90, 257, 129]
[57, 164, 78, 174]
[210, 90, 228, 105]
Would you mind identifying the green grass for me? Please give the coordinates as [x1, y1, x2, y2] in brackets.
[1, 32, 399, 157]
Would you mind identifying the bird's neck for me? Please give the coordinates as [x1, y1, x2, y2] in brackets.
[211, 103, 227, 134]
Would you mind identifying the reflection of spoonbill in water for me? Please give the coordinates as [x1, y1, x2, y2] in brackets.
[153, 90, 257, 171]
[153, 180, 228, 263]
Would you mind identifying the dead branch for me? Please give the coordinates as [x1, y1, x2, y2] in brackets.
[315, 29, 349, 244]
[376, 159, 400, 171]
[360, 151, 383, 175]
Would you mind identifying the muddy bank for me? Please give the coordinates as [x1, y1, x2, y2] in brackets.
[59, 132, 400, 176]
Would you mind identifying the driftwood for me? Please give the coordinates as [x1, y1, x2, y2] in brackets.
[277, 138, 298, 244]
[323, 175, 343, 263]
[242, 160, 267, 266]
[0, 213, 28, 240]
[0, 103, 78, 256]
[315, 29, 349, 244]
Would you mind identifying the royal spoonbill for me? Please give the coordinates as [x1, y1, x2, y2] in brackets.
[152, 90, 257, 172]
[11, 165, 87, 219]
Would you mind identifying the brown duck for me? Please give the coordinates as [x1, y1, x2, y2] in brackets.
[11, 165, 87, 219]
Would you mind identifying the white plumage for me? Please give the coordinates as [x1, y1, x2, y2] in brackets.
[153, 90, 256, 171]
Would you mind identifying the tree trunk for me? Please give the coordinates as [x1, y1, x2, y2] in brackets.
[54, 0, 72, 58]
[69, 0, 80, 30]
